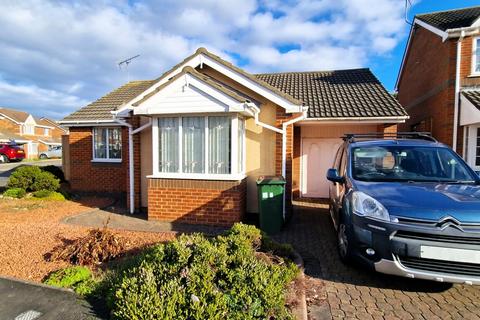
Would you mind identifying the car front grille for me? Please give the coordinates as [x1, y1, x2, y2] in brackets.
[398, 256, 480, 277]
[394, 230, 480, 246]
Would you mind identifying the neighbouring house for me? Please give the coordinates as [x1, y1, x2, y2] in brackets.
[60, 47, 407, 226]
[0, 107, 67, 159]
[397, 6, 480, 170]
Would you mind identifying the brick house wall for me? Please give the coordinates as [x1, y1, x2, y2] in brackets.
[67, 126, 128, 193]
[0, 118, 21, 135]
[398, 25, 480, 156]
[148, 178, 247, 226]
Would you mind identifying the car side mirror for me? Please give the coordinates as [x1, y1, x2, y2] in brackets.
[326, 168, 344, 183]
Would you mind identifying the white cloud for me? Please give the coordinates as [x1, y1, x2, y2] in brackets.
[0, 0, 409, 119]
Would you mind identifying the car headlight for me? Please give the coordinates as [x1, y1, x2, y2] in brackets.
[352, 191, 390, 221]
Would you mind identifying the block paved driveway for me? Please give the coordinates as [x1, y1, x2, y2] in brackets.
[275, 203, 480, 320]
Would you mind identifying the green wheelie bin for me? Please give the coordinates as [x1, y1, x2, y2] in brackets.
[256, 176, 286, 234]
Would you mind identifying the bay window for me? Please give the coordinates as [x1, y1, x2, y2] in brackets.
[92, 127, 122, 162]
[153, 115, 245, 179]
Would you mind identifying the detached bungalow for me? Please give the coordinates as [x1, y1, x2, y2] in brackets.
[60, 48, 407, 226]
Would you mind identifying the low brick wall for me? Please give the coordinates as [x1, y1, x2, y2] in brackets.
[148, 178, 247, 226]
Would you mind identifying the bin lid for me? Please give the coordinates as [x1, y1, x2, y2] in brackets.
[256, 175, 286, 185]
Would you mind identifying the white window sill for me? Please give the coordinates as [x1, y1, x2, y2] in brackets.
[468, 74, 480, 78]
[147, 173, 246, 181]
[91, 159, 122, 163]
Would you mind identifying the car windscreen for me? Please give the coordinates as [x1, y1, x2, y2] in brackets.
[351, 145, 477, 183]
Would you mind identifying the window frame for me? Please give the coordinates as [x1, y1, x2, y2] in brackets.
[44, 128, 50, 136]
[150, 114, 246, 181]
[91, 127, 123, 163]
[471, 36, 480, 76]
[22, 124, 34, 135]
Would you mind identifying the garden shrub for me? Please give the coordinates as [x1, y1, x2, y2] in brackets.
[48, 223, 125, 266]
[106, 223, 298, 320]
[44, 266, 98, 296]
[31, 171, 60, 191]
[6, 166, 42, 191]
[6, 166, 59, 192]
[33, 190, 65, 201]
[41, 165, 65, 182]
[2, 187, 26, 199]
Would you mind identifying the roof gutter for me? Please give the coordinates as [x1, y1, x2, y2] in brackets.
[300, 116, 408, 123]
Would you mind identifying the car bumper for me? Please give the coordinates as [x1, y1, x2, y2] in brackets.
[350, 215, 480, 285]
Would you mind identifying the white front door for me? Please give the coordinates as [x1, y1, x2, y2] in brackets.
[301, 138, 343, 198]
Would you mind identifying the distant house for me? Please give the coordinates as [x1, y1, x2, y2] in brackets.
[60, 47, 407, 226]
[0, 107, 67, 159]
[397, 6, 480, 169]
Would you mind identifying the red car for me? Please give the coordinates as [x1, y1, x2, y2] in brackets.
[0, 143, 25, 163]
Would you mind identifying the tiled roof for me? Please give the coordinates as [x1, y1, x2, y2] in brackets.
[416, 6, 480, 31]
[463, 90, 480, 109]
[62, 80, 156, 122]
[256, 69, 407, 119]
[0, 107, 30, 123]
[0, 129, 28, 142]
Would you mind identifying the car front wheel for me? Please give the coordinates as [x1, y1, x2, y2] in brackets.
[0, 154, 9, 163]
[337, 223, 353, 264]
[39, 154, 48, 159]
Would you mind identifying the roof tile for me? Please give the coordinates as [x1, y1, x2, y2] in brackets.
[417, 6, 480, 31]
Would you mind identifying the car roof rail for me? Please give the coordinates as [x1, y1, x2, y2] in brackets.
[342, 132, 437, 143]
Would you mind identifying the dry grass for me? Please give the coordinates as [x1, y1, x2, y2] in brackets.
[0, 197, 176, 282]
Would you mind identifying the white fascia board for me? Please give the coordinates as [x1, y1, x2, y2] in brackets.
[0, 113, 21, 125]
[36, 125, 55, 129]
[395, 24, 415, 90]
[299, 116, 408, 125]
[134, 73, 245, 115]
[58, 120, 121, 127]
[25, 114, 37, 125]
[38, 140, 62, 145]
[415, 18, 448, 41]
[201, 55, 302, 112]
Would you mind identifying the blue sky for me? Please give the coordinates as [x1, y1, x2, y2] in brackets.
[0, 0, 479, 119]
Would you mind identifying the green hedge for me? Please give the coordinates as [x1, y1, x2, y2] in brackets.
[3, 188, 26, 199]
[33, 190, 65, 201]
[7, 166, 59, 192]
[106, 223, 298, 320]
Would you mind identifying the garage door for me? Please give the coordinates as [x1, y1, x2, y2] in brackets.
[301, 138, 342, 198]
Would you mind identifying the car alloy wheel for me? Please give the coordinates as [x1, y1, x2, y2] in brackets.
[39, 154, 47, 159]
[0, 154, 8, 163]
[337, 223, 352, 263]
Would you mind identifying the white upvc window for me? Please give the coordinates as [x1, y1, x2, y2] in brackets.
[465, 124, 480, 170]
[92, 127, 122, 162]
[44, 128, 50, 136]
[152, 114, 246, 180]
[472, 37, 480, 75]
[22, 124, 34, 135]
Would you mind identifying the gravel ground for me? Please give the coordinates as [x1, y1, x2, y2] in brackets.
[0, 197, 176, 282]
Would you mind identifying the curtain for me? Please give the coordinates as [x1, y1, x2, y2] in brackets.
[208, 116, 231, 174]
[158, 118, 179, 172]
[182, 117, 205, 173]
[94, 128, 107, 159]
[108, 128, 122, 159]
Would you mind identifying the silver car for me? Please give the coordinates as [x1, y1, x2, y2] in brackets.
[39, 145, 62, 159]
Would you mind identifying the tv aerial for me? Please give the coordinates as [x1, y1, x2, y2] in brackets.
[118, 54, 140, 81]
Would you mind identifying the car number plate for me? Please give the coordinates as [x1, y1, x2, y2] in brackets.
[420, 246, 480, 264]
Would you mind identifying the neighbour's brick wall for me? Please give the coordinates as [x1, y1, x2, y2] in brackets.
[398, 25, 457, 148]
[398, 25, 480, 156]
[148, 178, 247, 226]
[68, 127, 128, 193]
[0, 118, 20, 135]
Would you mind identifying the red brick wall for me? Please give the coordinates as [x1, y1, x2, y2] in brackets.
[68, 127, 128, 193]
[398, 26, 457, 148]
[0, 118, 20, 134]
[148, 178, 246, 226]
[275, 107, 303, 209]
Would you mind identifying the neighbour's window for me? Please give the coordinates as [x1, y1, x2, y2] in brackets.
[473, 37, 480, 74]
[22, 124, 34, 135]
[93, 127, 122, 161]
[156, 116, 244, 177]
[44, 128, 50, 136]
